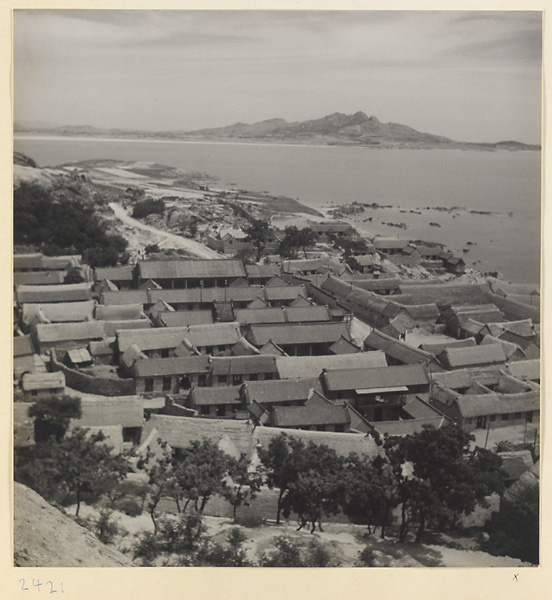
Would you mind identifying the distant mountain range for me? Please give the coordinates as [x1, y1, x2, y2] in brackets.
[14, 112, 540, 151]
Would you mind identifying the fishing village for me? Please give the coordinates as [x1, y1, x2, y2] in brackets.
[12, 153, 540, 568]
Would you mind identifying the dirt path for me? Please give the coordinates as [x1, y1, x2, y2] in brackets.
[108, 202, 221, 259]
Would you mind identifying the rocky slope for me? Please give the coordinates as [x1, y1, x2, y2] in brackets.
[14, 483, 134, 567]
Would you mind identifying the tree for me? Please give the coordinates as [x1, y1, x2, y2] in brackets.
[144, 442, 180, 531]
[13, 180, 128, 267]
[341, 453, 390, 535]
[486, 474, 539, 565]
[281, 442, 344, 533]
[172, 439, 236, 514]
[28, 395, 81, 442]
[14, 428, 130, 516]
[223, 457, 263, 522]
[279, 226, 316, 259]
[258, 433, 305, 524]
[244, 219, 271, 261]
[383, 424, 505, 543]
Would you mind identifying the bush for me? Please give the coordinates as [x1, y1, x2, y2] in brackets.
[234, 513, 264, 529]
[114, 497, 143, 517]
[132, 198, 165, 219]
[259, 535, 337, 567]
[96, 509, 119, 544]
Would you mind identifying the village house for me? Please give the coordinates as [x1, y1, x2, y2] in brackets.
[32, 321, 105, 354]
[186, 386, 243, 418]
[116, 322, 242, 359]
[14, 253, 82, 273]
[94, 265, 135, 291]
[505, 359, 540, 384]
[309, 222, 359, 243]
[436, 344, 507, 371]
[16, 282, 93, 305]
[430, 374, 540, 433]
[373, 238, 411, 256]
[244, 263, 281, 285]
[242, 377, 323, 410]
[275, 351, 387, 379]
[14, 271, 67, 286]
[321, 364, 430, 421]
[131, 355, 211, 394]
[266, 401, 352, 433]
[21, 301, 96, 331]
[210, 355, 278, 386]
[363, 329, 443, 371]
[13, 335, 36, 379]
[367, 397, 449, 437]
[20, 372, 65, 402]
[71, 396, 144, 446]
[246, 321, 352, 356]
[135, 259, 247, 289]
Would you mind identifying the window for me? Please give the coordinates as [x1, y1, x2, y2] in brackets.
[218, 374, 228, 384]
[206, 346, 214, 355]
[200, 406, 210, 416]
[162, 377, 172, 391]
[198, 374, 207, 387]
[501, 413, 509, 421]
[265, 373, 274, 381]
[249, 373, 258, 381]
[513, 412, 522, 419]
[216, 405, 226, 417]
[145, 378, 154, 393]
[180, 376, 191, 390]
[232, 374, 243, 386]
[526, 411, 534, 423]
[490, 415, 496, 422]
[161, 349, 169, 358]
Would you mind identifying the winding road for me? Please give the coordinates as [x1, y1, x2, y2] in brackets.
[108, 202, 221, 259]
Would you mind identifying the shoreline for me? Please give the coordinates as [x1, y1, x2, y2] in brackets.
[13, 134, 541, 152]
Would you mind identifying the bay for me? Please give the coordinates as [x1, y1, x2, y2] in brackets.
[14, 136, 541, 284]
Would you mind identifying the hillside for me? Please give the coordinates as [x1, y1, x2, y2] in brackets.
[15, 112, 540, 150]
[14, 483, 135, 567]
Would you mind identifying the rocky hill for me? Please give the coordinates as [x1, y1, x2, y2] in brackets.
[14, 483, 134, 567]
[15, 112, 540, 150]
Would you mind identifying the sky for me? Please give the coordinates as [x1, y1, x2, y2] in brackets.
[13, 10, 542, 144]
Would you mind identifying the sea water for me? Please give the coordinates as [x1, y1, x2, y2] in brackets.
[14, 137, 541, 284]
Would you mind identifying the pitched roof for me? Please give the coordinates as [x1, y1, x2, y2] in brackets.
[74, 397, 143, 428]
[438, 344, 507, 369]
[276, 351, 387, 379]
[117, 322, 241, 353]
[211, 355, 278, 376]
[138, 259, 246, 280]
[16, 283, 93, 304]
[395, 282, 490, 306]
[364, 329, 438, 366]
[402, 396, 446, 420]
[281, 258, 330, 273]
[140, 414, 381, 460]
[373, 238, 410, 250]
[259, 341, 288, 356]
[88, 337, 117, 357]
[14, 253, 81, 271]
[102, 319, 152, 337]
[34, 321, 105, 343]
[344, 278, 401, 292]
[234, 308, 286, 325]
[370, 417, 447, 436]
[248, 322, 350, 347]
[244, 378, 322, 405]
[13, 335, 35, 357]
[329, 336, 361, 355]
[505, 359, 540, 382]
[95, 304, 144, 321]
[403, 304, 440, 320]
[14, 271, 67, 286]
[22, 372, 65, 391]
[480, 335, 524, 361]
[485, 320, 536, 339]
[157, 310, 214, 327]
[323, 364, 429, 392]
[271, 405, 350, 428]
[94, 265, 135, 282]
[67, 348, 92, 364]
[189, 386, 242, 406]
[133, 355, 210, 377]
[419, 337, 477, 355]
[355, 255, 376, 267]
[455, 391, 540, 418]
[245, 264, 280, 279]
[22, 301, 95, 324]
[101, 290, 149, 305]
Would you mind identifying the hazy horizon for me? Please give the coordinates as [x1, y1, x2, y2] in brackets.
[14, 10, 542, 145]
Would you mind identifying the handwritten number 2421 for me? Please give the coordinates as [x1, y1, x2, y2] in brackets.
[19, 579, 64, 593]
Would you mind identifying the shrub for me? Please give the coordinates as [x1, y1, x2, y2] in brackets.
[114, 497, 143, 517]
[96, 509, 119, 544]
[234, 513, 264, 529]
[132, 198, 165, 219]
